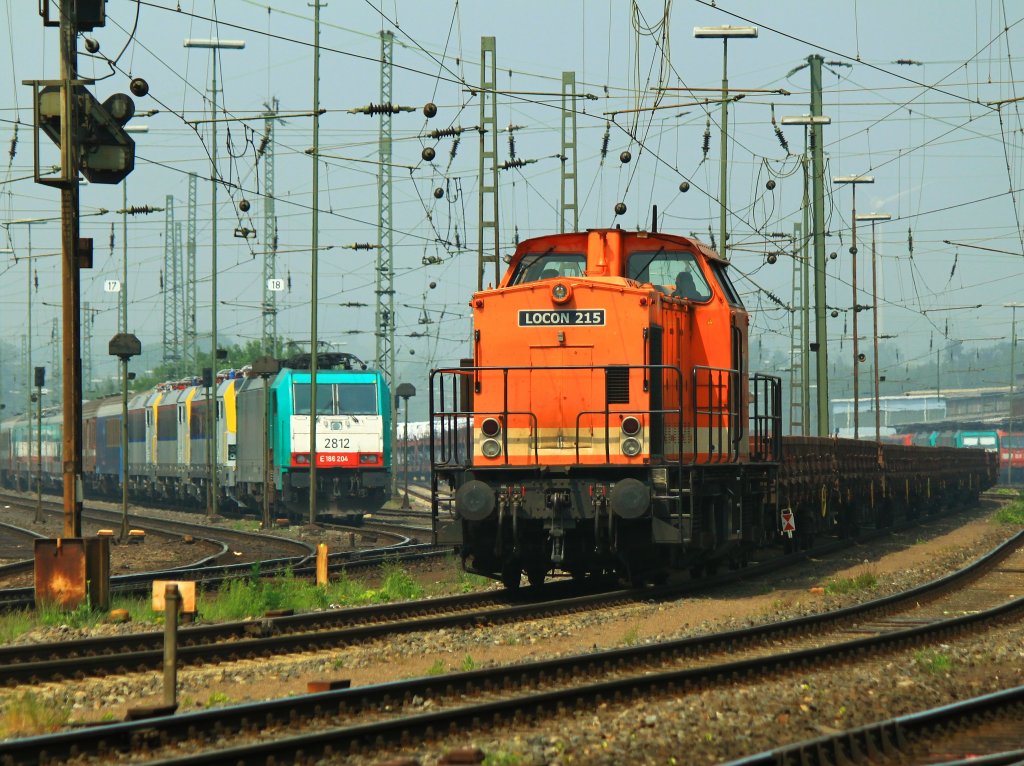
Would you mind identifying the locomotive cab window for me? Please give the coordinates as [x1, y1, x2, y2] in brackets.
[293, 383, 335, 415]
[709, 261, 744, 308]
[508, 252, 586, 285]
[339, 383, 378, 415]
[628, 250, 712, 302]
[293, 383, 379, 416]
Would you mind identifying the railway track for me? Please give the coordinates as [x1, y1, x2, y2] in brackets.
[3, 526, 1023, 764]
[0, 491, 434, 610]
[0, 496, 995, 673]
[0, 520, 46, 572]
[728, 684, 1024, 765]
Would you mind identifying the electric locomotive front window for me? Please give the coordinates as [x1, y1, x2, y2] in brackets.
[338, 383, 378, 415]
[294, 382, 378, 416]
[628, 250, 712, 301]
[509, 251, 586, 285]
[293, 383, 334, 415]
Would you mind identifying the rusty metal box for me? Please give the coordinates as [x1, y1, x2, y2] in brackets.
[33, 537, 110, 610]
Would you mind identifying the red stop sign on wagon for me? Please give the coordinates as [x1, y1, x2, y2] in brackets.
[781, 509, 796, 534]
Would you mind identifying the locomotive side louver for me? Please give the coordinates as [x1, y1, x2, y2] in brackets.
[605, 366, 630, 404]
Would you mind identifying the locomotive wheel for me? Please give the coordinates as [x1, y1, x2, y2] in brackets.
[526, 568, 546, 588]
[500, 565, 522, 590]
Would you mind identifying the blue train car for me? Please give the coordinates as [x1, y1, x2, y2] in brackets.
[234, 353, 392, 519]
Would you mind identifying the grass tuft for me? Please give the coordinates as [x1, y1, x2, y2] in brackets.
[993, 500, 1024, 525]
[823, 570, 878, 596]
[0, 692, 71, 737]
[914, 648, 953, 674]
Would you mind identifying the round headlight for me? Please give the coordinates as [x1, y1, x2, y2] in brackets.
[481, 417, 501, 437]
[621, 437, 642, 457]
[551, 282, 572, 304]
[621, 416, 641, 436]
[481, 438, 502, 458]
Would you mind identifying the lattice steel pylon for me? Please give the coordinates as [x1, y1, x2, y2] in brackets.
[789, 222, 805, 435]
[162, 195, 182, 368]
[477, 36, 499, 290]
[185, 173, 198, 370]
[374, 31, 395, 392]
[560, 71, 579, 233]
[49, 318, 60, 406]
[262, 98, 280, 358]
[82, 301, 92, 397]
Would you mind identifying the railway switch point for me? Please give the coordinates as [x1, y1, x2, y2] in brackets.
[128, 529, 146, 543]
[307, 679, 352, 693]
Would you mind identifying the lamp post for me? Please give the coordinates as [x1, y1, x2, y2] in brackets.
[395, 383, 416, 510]
[781, 114, 831, 435]
[693, 25, 757, 258]
[109, 333, 141, 542]
[118, 124, 150, 335]
[308, 4, 323, 527]
[33, 367, 44, 524]
[183, 37, 246, 519]
[855, 213, 891, 442]
[1, 219, 41, 432]
[832, 175, 874, 438]
[1007, 303, 1024, 485]
[251, 355, 281, 529]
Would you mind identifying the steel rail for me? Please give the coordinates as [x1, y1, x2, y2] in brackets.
[0, 530, 1021, 765]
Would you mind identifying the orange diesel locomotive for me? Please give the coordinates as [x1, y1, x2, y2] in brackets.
[430, 228, 782, 587]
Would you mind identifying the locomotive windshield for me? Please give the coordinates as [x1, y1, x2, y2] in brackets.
[508, 252, 586, 285]
[628, 250, 712, 301]
[293, 383, 378, 415]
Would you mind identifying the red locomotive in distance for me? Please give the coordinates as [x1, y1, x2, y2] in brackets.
[430, 227, 995, 589]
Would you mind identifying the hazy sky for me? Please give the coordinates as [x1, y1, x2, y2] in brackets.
[2, 1, 1024, 412]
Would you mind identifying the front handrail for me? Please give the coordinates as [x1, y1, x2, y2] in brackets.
[429, 364, 780, 470]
